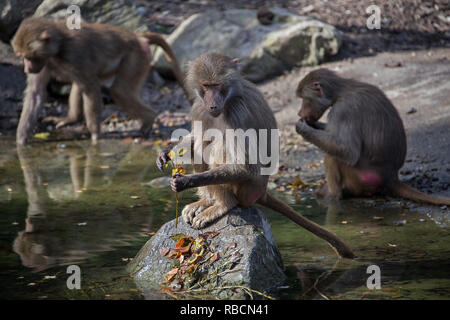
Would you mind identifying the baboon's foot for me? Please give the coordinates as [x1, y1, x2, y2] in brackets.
[182, 199, 212, 225]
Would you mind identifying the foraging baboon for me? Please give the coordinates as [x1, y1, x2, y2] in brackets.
[295, 68, 450, 205]
[157, 53, 355, 259]
[11, 17, 192, 145]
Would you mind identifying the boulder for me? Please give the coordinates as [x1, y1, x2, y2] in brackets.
[34, 0, 149, 32]
[0, 0, 42, 42]
[127, 206, 285, 299]
[153, 7, 342, 82]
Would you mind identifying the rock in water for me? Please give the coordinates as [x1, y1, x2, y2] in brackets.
[127, 206, 285, 299]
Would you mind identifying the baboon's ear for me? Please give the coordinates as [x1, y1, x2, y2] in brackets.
[231, 58, 241, 71]
[40, 30, 51, 42]
[313, 82, 323, 97]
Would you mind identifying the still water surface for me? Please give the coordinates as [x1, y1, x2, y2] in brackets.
[0, 138, 448, 299]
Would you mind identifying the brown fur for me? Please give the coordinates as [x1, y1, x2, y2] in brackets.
[158, 53, 355, 259]
[295, 68, 450, 206]
[11, 17, 191, 145]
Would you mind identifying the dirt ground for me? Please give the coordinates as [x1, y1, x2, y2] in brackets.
[0, 0, 449, 197]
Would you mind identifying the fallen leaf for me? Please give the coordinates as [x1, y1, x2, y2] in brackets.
[291, 177, 307, 189]
[388, 243, 397, 247]
[373, 216, 384, 220]
[310, 163, 317, 168]
[175, 236, 193, 249]
[210, 252, 220, 263]
[171, 233, 188, 242]
[99, 165, 110, 169]
[34, 132, 50, 140]
[394, 220, 407, 226]
[158, 288, 178, 299]
[224, 242, 237, 255]
[341, 220, 348, 224]
[160, 248, 170, 256]
[165, 267, 179, 282]
[167, 249, 178, 258]
[199, 231, 220, 240]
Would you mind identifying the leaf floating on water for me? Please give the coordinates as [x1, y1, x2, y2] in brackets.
[388, 243, 397, 247]
[34, 132, 50, 140]
[288, 177, 308, 190]
[224, 242, 237, 255]
[394, 220, 407, 226]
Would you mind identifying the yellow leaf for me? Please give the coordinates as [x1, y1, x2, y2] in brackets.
[34, 132, 50, 140]
[168, 150, 175, 160]
[172, 165, 186, 176]
[293, 177, 307, 188]
[178, 148, 186, 156]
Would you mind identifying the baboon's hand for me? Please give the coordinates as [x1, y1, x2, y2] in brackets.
[156, 149, 171, 171]
[171, 173, 189, 192]
[295, 119, 312, 136]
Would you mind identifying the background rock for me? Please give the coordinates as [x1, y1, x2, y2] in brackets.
[0, 0, 42, 42]
[34, 0, 149, 32]
[153, 7, 342, 82]
[127, 206, 285, 299]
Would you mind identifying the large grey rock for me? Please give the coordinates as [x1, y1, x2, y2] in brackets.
[127, 206, 285, 299]
[34, 0, 149, 32]
[153, 7, 342, 82]
[0, 0, 42, 42]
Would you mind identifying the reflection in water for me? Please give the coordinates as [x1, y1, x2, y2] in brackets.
[0, 138, 448, 299]
[12, 141, 158, 273]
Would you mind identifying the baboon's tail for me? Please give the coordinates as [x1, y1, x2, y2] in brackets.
[257, 193, 356, 259]
[139, 32, 193, 104]
[388, 180, 450, 206]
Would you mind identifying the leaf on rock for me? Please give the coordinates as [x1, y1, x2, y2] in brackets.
[158, 287, 178, 299]
[210, 252, 220, 263]
[165, 267, 179, 282]
[160, 248, 170, 256]
[175, 236, 193, 249]
[199, 231, 220, 240]
[171, 233, 188, 242]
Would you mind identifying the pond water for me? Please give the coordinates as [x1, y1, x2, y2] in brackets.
[0, 138, 449, 300]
